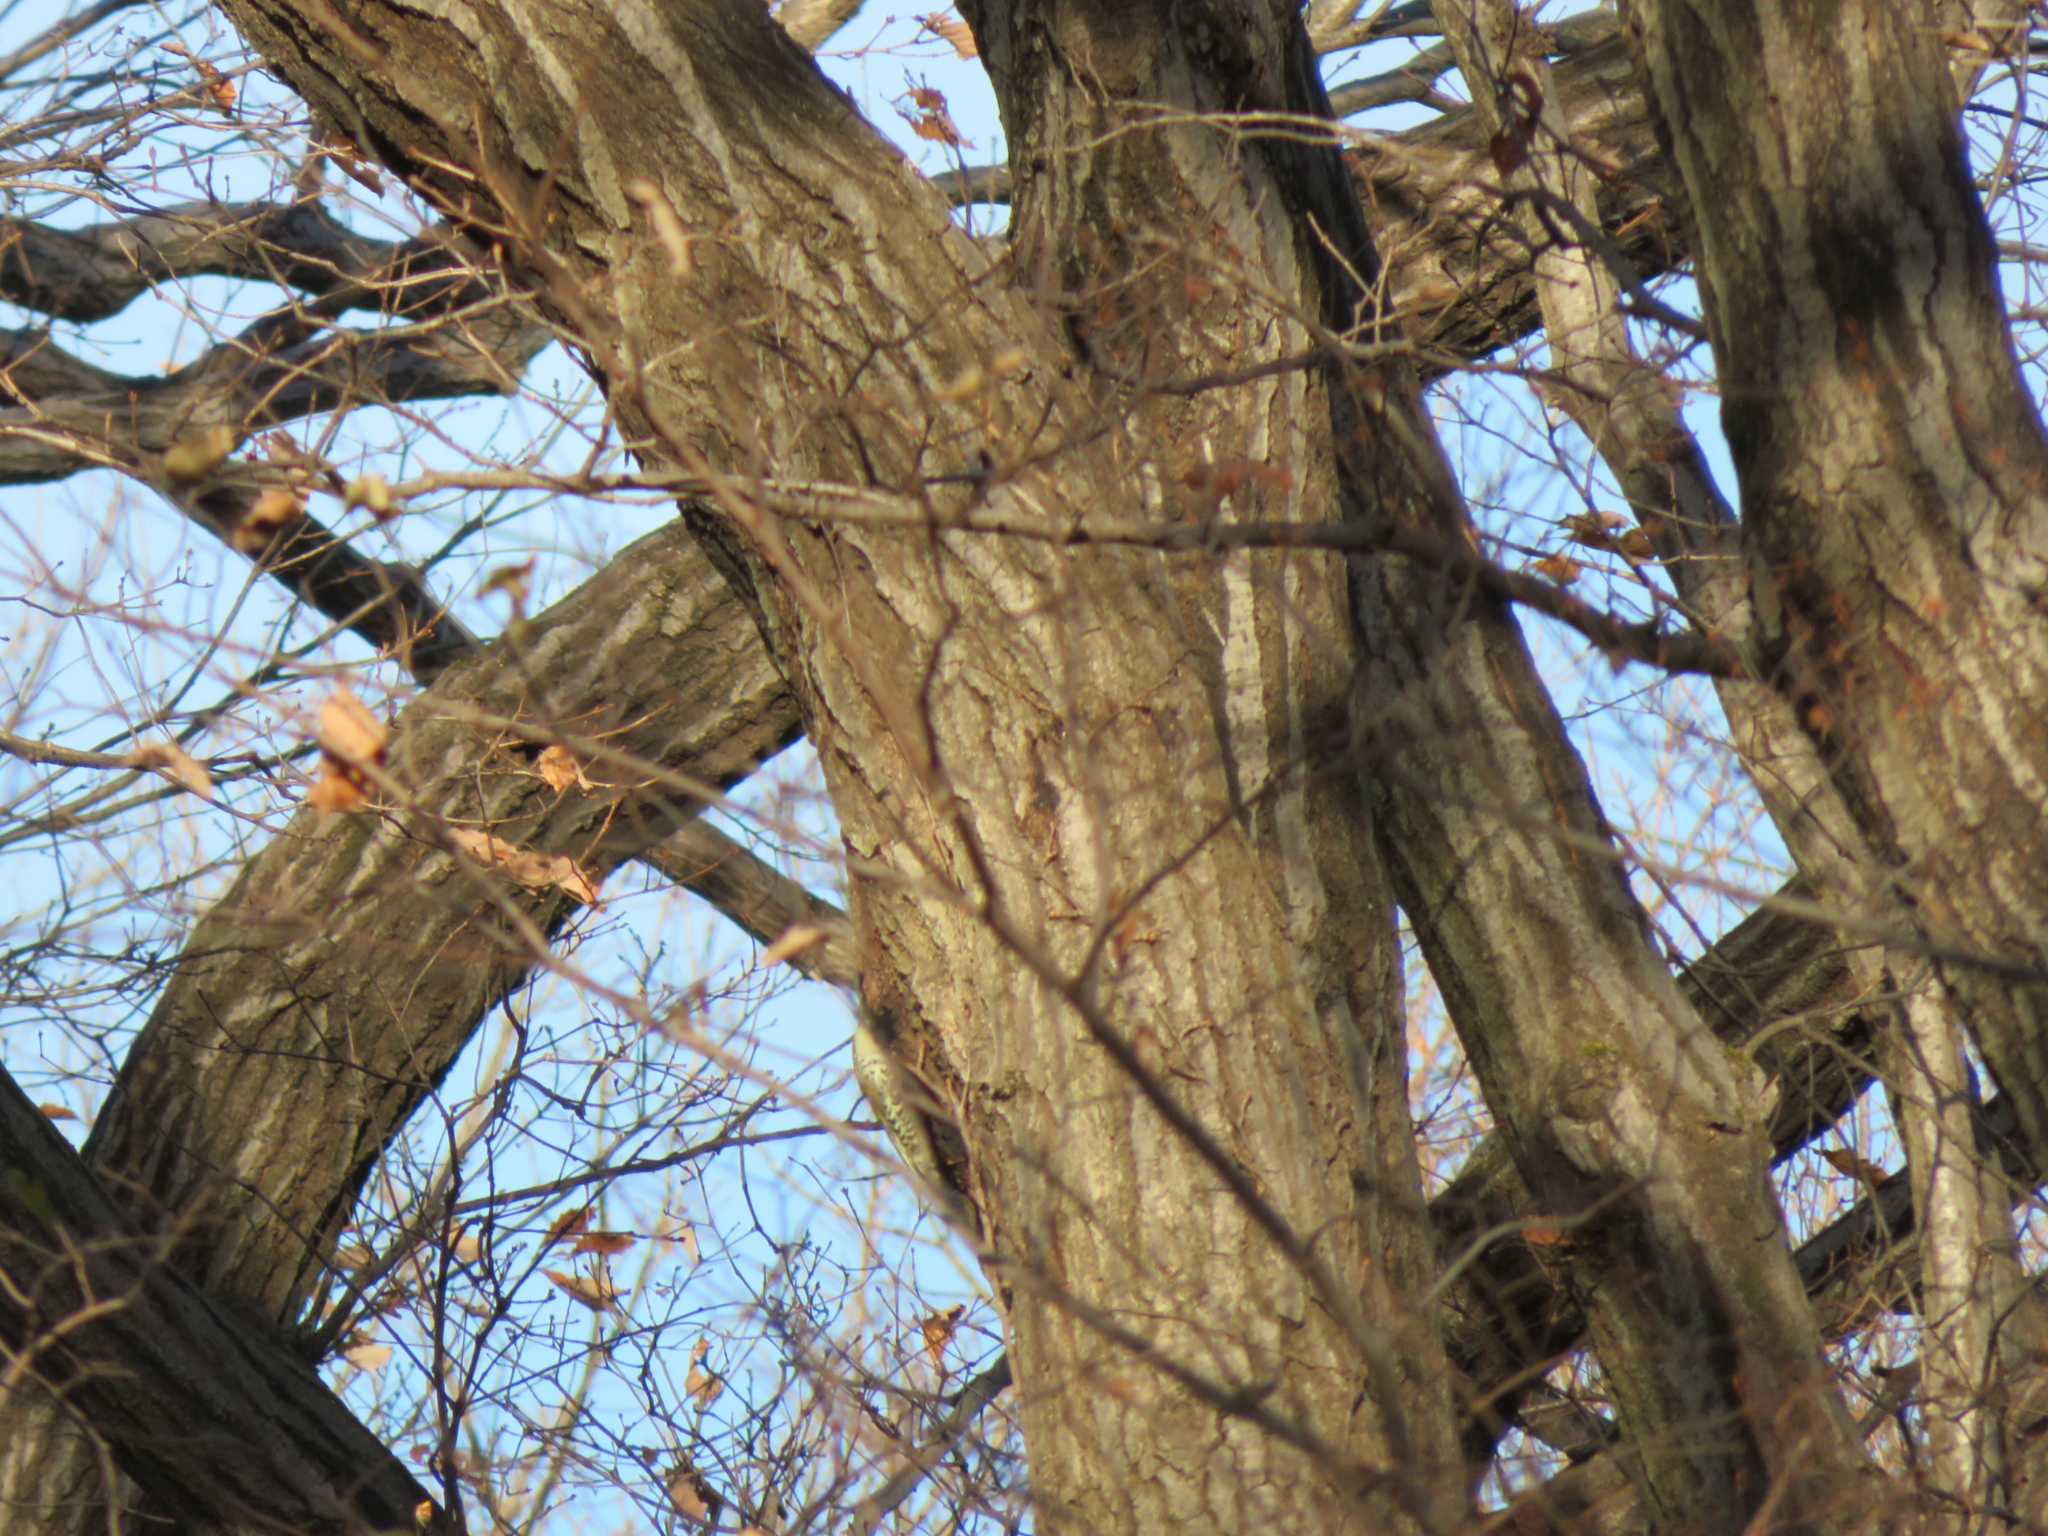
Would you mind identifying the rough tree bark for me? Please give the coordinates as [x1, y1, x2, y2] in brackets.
[4, 0, 2045, 1532]
[1627, 0, 2048, 1520]
[0, 14, 1718, 1530]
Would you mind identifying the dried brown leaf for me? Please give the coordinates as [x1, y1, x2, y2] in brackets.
[342, 1338, 393, 1375]
[446, 826, 602, 905]
[759, 923, 825, 970]
[921, 12, 976, 58]
[667, 1465, 720, 1523]
[543, 1266, 620, 1314]
[235, 486, 306, 553]
[161, 423, 240, 482]
[685, 1338, 723, 1409]
[316, 687, 389, 765]
[920, 1303, 963, 1367]
[307, 769, 367, 813]
[535, 744, 593, 793]
[904, 86, 964, 147]
[542, 1206, 593, 1249]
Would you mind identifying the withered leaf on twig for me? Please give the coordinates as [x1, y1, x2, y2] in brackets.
[446, 826, 602, 905]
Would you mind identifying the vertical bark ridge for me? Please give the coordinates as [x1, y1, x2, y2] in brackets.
[1289, 7, 1882, 1523]
[211, 0, 1467, 1525]
[1627, 0, 2048, 1514]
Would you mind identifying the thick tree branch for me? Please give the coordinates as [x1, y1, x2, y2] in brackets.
[65, 515, 798, 1334]
[931, 14, 1687, 380]
[0, 200, 473, 324]
[1481, 1087, 2044, 1536]
[0, 1062, 453, 1536]
[1434, 889, 1883, 1449]
[0, 199, 834, 965]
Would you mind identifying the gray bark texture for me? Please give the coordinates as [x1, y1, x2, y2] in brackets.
[3, 0, 2047, 1532]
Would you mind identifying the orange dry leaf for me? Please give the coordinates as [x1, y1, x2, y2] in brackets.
[446, 826, 603, 905]
[234, 486, 306, 553]
[37, 1103, 76, 1121]
[1182, 459, 1296, 500]
[572, 1230, 637, 1257]
[317, 687, 390, 765]
[759, 923, 825, 971]
[920, 1304, 963, 1367]
[308, 687, 388, 814]
[535, 744, 593, 793]
[1532, 554, 1583, 586]
[127, 740, 215, 800]
[667, 1463, 721, 1524]
[685, 1337, 723, 1409]
[162, 43, 236, 114]
[543, 1266, 621, 1314]
[308, 770, 367, 813]
[920, 12, 976, 58]
[542, 1205, 593, 1249]
[904, 85, 964, 147]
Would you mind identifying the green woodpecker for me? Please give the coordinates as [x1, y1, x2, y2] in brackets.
[850, 1010, 959, 1216]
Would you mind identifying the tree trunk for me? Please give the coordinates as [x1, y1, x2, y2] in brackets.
[15, 0, 2046, 1528]
[194, 0, 1479, 1527]
[1627, 0, 2048, 1513]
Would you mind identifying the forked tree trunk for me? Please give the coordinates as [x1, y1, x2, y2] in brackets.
[9, 0, 2046, 1530]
